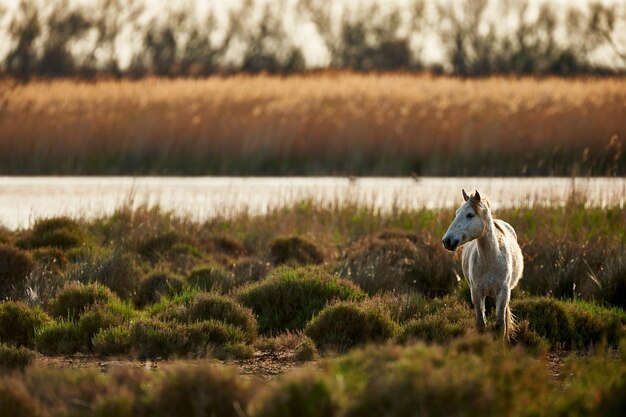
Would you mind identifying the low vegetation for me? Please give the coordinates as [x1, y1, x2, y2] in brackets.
[0, 203, 623, 415]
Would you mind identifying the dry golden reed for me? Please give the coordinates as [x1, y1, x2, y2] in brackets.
[0, 74, 625, 174]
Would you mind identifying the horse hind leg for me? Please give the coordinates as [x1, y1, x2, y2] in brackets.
[495, 286, 512, 341]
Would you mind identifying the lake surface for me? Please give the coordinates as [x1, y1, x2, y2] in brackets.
[0, 177, 624, 229]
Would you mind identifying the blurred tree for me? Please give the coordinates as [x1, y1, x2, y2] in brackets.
[5, 0, 40, 81]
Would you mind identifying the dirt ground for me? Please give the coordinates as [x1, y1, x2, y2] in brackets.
[37, 349, 314, 380]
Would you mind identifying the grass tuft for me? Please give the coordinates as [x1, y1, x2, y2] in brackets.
[270, 236, 325, 266]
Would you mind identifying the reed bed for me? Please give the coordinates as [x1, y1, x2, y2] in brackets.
[1, 74, 625, 175]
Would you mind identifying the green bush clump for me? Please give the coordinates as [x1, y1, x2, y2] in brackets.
[92, 325, 132, 356]
[187, 265, 237, 293]
[305, 301, 398, 352]
[49, 282, 116, 319]
[237, 266, 364, 334]
[335, 337, 551, 417]
[186, 293, 256, 342]
[0, 378, 45, 417]
[70, 252, 143, 300]
[17, 217, 85, 250]
[337, 235, 457, 295]
[397, 303, 473, 344]
[0, 301, 50, 348]
[138, 232, 196, 261]
[78, 301, 135, 350]
[250, 371, 339, 417]
[0, 244, 35, 299]
[269, 236, 325, 266]
[31, 247, 67, 272]
[204, 234, 246, 260]
[150, 292, 257, 342]
[146, 366, 252, 417]
[134, 272, 185, 307]
[34, 319, 84, 354]
[129, 319, 184, 358]
[294, 337, 319, 362]
[0, 344, 37, 372]
[511, 297, 625, 348]
[232, 257, 271, 284]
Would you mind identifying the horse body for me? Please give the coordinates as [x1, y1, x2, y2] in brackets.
[443, 190, 523, 339]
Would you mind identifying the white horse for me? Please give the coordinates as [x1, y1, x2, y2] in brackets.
[442, 190, 523, 340]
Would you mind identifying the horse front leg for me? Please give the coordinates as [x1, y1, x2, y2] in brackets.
[495, 285, 511, 340]
[471, 287, 486, 332]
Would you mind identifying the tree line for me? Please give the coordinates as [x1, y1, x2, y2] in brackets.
[1, 0, 625, 80]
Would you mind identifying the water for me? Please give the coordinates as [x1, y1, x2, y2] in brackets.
[0, 177, 624, 229]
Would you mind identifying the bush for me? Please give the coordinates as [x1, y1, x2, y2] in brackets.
[93, 325, 132, 356]
[138, 232, 196, 261]
[250, 371, 339, 417]
[187, 265, 237, 293]
[294, 338, 318, 362]
[204, 234, 246, 259]
[337, 236, 457, 295]
[134, 272, 185, 307]
[0, 378, 45, 417]
[186, 320, 248, 356]
[0, 344, 37, 372]
[336, 338, 551, 417]
[232, 257, 271, 284]
[186, 293, 256, 342]
[147, 366, 251, 417]
[70, 252, 142, 300]
[0, 245, 35, 299]
[129, 319, 184, 359]
[0, 301, 50, 348]
[17, 217, 85, 250]
[34, 319, 84, 354]
[49, 282, 116, 319]
[269, 236, 325, 266]
[512, 298, 626, 349]
[31, 247, 67, 272]
[78, 301, 134, 350]
[305, 301, 398, 352]
[237, 266, 364, 334]
[397, 303, 473, 344]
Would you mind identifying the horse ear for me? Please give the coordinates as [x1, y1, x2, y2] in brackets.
[462, 189, 470, 202]
[474, 190, 481, 201]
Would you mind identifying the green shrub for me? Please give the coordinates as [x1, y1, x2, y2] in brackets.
[250, 371, 339, 417]
[93, 325, 132, 356]
[186, 320, 248, 355]
[187, 265, 237, 293]
[35, 319, 84, 354]
[134, 272, 185, 307]
[204, 234, 246, 259]
[232, 257, 271, 284]
[269, 236, 325, 266]
[336, 236, 457, 295]
[0, 344, 37, 372]
[49, 282, 116, 319]
[129, 319, 184, 359]
[397, 303, 472, 344]
[146, 366, 251, 417]
[512, 297, 626, 349]
[294, 337, 319, 362]
[0, 244, 35, 299]
[186, 293, 257, 342]
[31, 247, 67, 275]
[70, 252, 143, 300]
[237, 266, 364, 334]
[138, 232, 195, 261]
[78, 301, 134, 350]
[17, 217, 85, 250]
[0, 378, 45, 417]
[210, 342, 255, 360]
[0, 301, 50, 348]
[305, 301, 398, 352]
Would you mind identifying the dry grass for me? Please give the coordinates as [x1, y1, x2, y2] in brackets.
[1, 74, 624, 175]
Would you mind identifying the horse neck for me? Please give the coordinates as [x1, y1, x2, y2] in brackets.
[476, 209, 499, 257]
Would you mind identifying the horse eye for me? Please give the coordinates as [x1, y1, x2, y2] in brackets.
[466, 213, 474, 218]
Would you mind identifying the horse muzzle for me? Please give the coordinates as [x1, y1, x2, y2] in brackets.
[442, 236, 460, 251]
